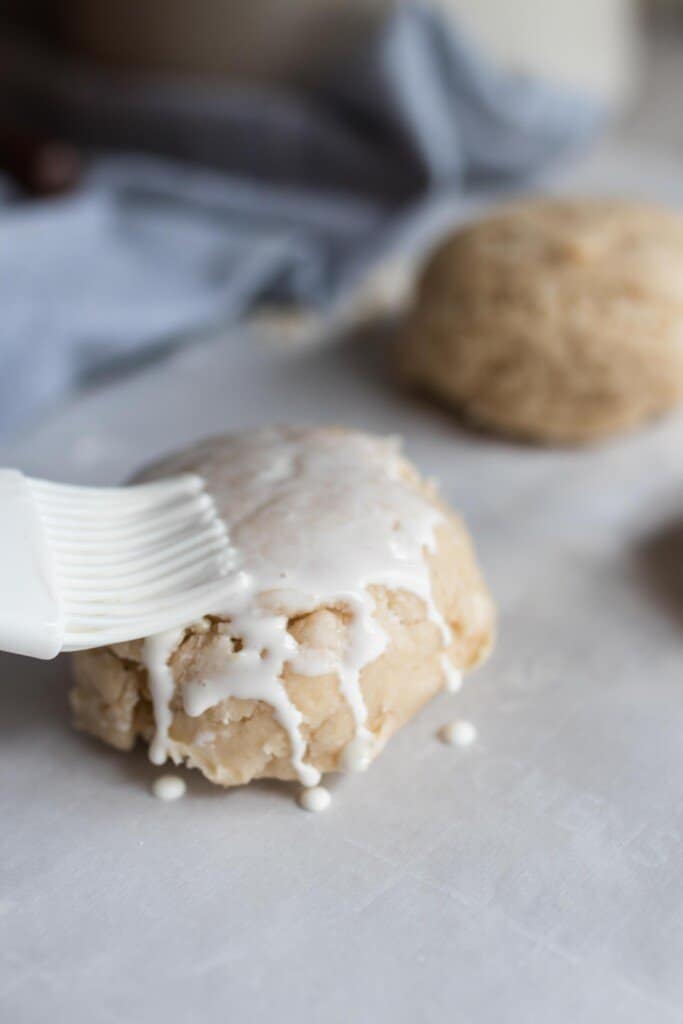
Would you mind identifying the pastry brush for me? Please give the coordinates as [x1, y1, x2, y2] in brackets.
[0, 469, 236, 658]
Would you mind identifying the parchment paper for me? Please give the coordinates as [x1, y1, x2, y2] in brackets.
[1, 139, 683, 1024]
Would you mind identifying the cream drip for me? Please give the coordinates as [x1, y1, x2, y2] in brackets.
[144, 628, 184, 766]
[338, 734, 374, 773]
[441, 654, 463, 693]
[139, 428, 454, 784]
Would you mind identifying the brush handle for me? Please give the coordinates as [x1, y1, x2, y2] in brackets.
[0, 470, 64, 659]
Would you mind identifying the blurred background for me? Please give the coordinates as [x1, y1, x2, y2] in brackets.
[0, 0, 680, 441]
[0, 0, 639, 98]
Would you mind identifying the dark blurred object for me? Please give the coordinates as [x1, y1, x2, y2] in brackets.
[0, 0, 377, 86]
[1, 1, 639, 102]
[0, 0, 58, 34]
[59, 0, 375, 84]
[0, 6, 602, 201]
[0, 132, 83, 196]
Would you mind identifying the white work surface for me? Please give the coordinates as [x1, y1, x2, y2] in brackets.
[2, 140, 683, 1023]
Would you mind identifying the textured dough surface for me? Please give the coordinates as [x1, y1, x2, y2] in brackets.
[70, 429, 494, 787]
[400, 199, 683, 444]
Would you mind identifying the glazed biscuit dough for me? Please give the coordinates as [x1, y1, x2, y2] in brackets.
[70, 428, 494, 788]
[400, 199, 683, 444]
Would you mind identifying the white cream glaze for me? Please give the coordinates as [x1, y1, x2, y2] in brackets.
[338, 734, 374, 773]
[441, 654, 463, 693]
[152, 775, 187, 801]
[298, 786, 332, 813]
[138, 428, 454, 785]
[440, 720, 477, 747]
[144, 628, 185, 765]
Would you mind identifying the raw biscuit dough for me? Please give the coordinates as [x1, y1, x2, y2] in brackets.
[70, 427, 494, 788]
[400, 199, 683, 444]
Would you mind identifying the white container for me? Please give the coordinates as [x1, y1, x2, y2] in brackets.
[445, 0, 639, 105]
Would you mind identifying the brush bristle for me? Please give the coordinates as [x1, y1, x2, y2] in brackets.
[30, 474, 236, 651]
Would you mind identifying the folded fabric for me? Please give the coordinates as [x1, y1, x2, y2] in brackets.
[0, 3, 602, 436]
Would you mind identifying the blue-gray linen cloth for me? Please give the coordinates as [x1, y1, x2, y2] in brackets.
[0, 3, 601, 435]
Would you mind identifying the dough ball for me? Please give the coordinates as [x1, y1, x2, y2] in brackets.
[400, 199, 683, 444]
[70, 427, 494, 788]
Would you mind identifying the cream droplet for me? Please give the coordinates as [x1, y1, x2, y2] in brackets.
[439, 720, 477, 747]
[152, 775, 187, 801]
[298, 786, 332, 813]
[441, 654, 463, 693]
